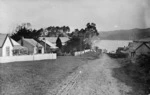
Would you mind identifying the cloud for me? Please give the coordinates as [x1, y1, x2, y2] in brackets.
[0, 1, 14, 33]
[0, 0, 150, 33]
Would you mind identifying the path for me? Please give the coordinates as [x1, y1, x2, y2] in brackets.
[46, 54, 132, 95]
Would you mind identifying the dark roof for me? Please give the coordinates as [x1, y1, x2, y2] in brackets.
[129, 42, 150, 52]
[137, 38, 150, 42]
[128, 42, 141, 52]
[0, 34, 7, 47]
[0, 34, 13, 48]
[39, 37, 69, 43]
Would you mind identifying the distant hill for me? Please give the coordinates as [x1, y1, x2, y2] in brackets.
[99, 28, 150, 40]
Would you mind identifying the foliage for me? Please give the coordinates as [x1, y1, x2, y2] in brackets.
[56, 36, 62, 49]
[108, 53, 128, 58]
[121, 54, 150, 94]
[62, 35, 91, 54]
[42, 26, 70, 37]
[116, 47, 124, 54]
[62, 36, 81, 53]
[11, 23, 70, 41]
[135, 54, 150, 81]
[65, 22, 99, 54]
[85, 23, 99, 37]
[11, 23, 42, 41]
[11, 22, 99, 55]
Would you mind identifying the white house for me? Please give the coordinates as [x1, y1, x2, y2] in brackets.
[0, 34, 13, 57]
[0, 35, 57, 63]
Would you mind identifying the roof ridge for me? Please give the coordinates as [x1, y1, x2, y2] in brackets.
[24, 38, 43, 47]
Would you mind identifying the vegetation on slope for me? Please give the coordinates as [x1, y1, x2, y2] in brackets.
[100, 28, 150, 40]
[112, 54, 150, 95]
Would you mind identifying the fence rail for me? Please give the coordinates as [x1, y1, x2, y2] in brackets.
[0, 53, 57, 63]
[74, 49, 91, 56]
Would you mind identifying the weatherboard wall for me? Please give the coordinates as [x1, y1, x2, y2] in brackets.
[2, 36, 13, 57]
[0, 48, 2, 56]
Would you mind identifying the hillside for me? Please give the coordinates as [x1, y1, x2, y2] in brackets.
[99, 28, 150, 40]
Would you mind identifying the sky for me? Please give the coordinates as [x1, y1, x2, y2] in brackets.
[0, 0, 150, 33]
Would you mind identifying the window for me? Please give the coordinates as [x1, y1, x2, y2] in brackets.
[6, 46, 10, 56]
[38, 49, 42, 54]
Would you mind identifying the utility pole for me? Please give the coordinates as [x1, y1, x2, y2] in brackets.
[43, 29, 47, 53]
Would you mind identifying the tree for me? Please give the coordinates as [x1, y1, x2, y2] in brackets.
[11, 23, 42, 41]
[45, 26, 70, 37]
[85, 22, 99, 37]
[56, 36, 62, 49]
[62, 36, 81, 54]
[84, 23, 99, 49]
[11, 24, 32, 41]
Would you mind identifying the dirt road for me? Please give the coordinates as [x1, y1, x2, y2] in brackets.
[47, 54, 132, 95]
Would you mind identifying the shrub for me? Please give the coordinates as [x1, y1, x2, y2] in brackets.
[123, 54, 150, 94]
[107, 53, 128, 58]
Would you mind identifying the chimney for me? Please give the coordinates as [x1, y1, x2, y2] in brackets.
[21, 37, 24, 46]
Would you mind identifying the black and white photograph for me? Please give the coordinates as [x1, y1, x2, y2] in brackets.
[0, 0, 150, 95]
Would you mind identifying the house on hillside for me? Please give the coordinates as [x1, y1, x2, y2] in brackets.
[39, 39, 58, 53]
[128, 38, 150, 57]
[0, 34, 13, 57]
[39, 37, 69, 46]
[18, 38, 44, 54]
[116, 47, 126, 54]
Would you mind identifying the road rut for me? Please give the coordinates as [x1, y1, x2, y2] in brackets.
[47, 54, 132, 95]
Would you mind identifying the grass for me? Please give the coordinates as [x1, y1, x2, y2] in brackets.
[0, 52, 100, 95]
[0, 56, 87, 95]
[112, 58, 146, 95]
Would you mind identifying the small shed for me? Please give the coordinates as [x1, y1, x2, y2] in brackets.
[128, 38, 150, 57]
[18, 38, 44, 54]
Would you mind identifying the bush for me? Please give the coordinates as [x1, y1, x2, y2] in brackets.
[123, 54, 150, 94]
[107, 53, 128, 58]
[135, 54, 150, 81]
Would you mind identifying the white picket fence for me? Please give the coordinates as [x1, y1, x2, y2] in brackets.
[0, 53, 57, 63]
[74, 49, 91, 56]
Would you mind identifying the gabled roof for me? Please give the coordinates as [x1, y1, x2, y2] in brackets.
[128, 42, 141, 52]
[23, 38, 43, 47]
[129, 42, 150, 52]
[10, 38, 28, 50]
[11, 38, 20, 45]
[0, 34, 7, 47]
[39, 37, 69, 43]
[136, 38, 150, 42]
[41, 40, 58, 49]
[0, 34, 13, 48]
